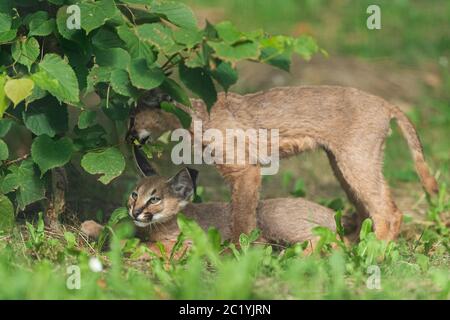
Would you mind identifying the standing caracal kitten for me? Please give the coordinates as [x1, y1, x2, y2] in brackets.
[129, 86, 438, 242]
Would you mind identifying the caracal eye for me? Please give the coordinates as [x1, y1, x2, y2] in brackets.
[131, 191, 138, 200]
[150, 196, 161, 204]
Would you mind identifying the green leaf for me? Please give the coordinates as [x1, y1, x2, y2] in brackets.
[0, 194, 14, 232]
[210, 61, 238, 92]
[161, 102, 191, 129]
[152, 1, 198, 30]
[32, 54, 80, 104]
[47, 0, 65, 4]
[95, 47, 131, 70]
[31, 135, 73, 176]
[0, 119, 13, 137]
[101, 97, 130, 121]
[86, 65, 112, 93]
[56, 6, 84, 41]
[22, 96, 68, 137]
[0, 138, 9, 160]
[25, 85, 47, 106]
[128, 59, 165, 90]
[0, 7, 16, 43]
[334, 211, 345, 239]
[208, 40, 260, 62]
[0, 74, 10, 118]
[359, 219, 373, 241]
[92, 27, 124, 50]
[0, 13, 12, 33]
[73, 124, 107, 151]
[81, 147, 126, 184]
[79, 0, 119, 34]
[27, 11, 55, 36]
[0, 0, 12, 32]
[0, 29, 16, 44]
[173, 29, 202, 49]
[120, 0, 153, 4]
[78, 110, 97, 129]
[137, 23, 175, 53]
[11, 37, 40, 71]
[4, 78, 34, 107]
[1, 159, 45, 210]
[110, 69, 138, 98]
[294, 35, 319, 60]
[214, 21, 242, 44]
[260, 47, 291, 72]
[160, 78, 191, 107]
[117, 25, 156, 62]
[179, 63, 217, 111]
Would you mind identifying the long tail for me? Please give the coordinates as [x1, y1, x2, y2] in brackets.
[390, 105, 438, 195]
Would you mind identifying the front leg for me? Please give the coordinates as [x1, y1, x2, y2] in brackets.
[217, 164, 261, 243]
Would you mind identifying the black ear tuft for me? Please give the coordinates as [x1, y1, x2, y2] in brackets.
[186, 167, 198, 192]
[126, 110, 136, 143]
[169, 168, 195, 200]
[132, 145, 157, 177]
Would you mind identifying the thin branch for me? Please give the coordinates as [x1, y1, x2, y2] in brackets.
[161, 53, 180, 70]
[3, 112, 21, 123]
[3, 153, 29, 167]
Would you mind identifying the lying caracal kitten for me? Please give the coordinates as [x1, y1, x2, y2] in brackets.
[81, 167, 336, 248]
[128, 86, 438, 242]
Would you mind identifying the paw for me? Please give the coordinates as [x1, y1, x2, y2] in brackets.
[81, 220, 104, 239]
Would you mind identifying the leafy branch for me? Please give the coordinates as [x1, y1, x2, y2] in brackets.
[0, 0, 320, 216]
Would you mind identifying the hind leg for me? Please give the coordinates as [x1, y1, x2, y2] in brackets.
[388, 202, 403, 239]
[326, 151, 368, 242]
[328, 149, 401, 241]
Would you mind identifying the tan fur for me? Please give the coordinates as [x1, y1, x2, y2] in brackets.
[132, 85, 438, 241]
[81, 177, 336, 244]
[143, 198, 336, 245]
[127, 176, 189, 226]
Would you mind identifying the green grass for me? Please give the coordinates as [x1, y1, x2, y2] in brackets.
[0, 185, 448, 299]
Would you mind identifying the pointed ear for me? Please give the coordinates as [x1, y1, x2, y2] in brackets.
[186, 167, 198, 191]
[132, 145, 157, 177]
[168, 168, 195, 200]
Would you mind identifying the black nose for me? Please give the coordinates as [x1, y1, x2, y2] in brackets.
[132, 207, 143, 219]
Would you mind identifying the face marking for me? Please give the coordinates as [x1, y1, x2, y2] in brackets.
[138, 129, 151, 140]
[127, 172, 196, 227]
[134, 220, 151, 227]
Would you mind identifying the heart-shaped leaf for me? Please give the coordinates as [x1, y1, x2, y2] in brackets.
[11, 37, 40, 71]
[31, 54, 80, 104]
[31, 135, 74, 176]
[81, 147, 125, 184]
[1, 159, 45, 210]
[128, 59, 165, 90]
[4, 78, 34, 107]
